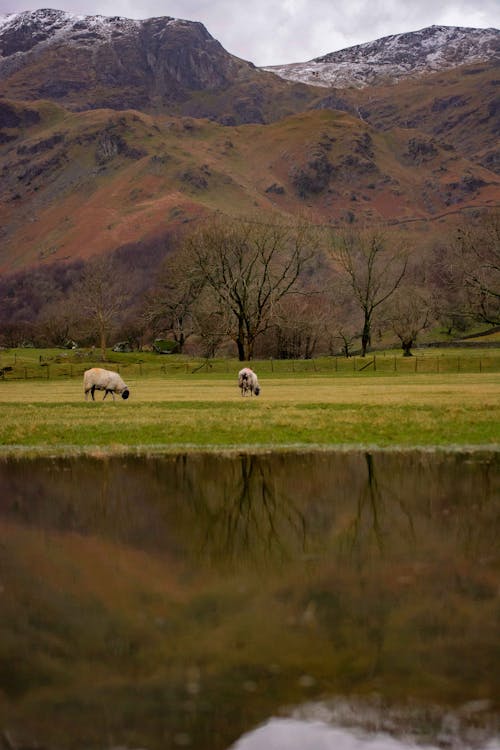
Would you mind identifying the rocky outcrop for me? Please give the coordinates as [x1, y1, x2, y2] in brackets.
[0, 10, 247, 109]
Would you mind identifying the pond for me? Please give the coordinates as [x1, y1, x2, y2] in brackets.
[0, 449, 499, 750]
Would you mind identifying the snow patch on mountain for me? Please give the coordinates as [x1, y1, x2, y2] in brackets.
[263, 25, 500, 88]
[0, 8, 143, 38]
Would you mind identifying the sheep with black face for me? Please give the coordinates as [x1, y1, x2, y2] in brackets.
[238, 367, 261, 397]
[83, 367, 130, 401]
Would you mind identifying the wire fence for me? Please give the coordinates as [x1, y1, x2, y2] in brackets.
[1, 351, 500, 381]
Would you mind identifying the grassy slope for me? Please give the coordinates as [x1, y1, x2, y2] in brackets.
[351, 61, 500, 169]
[2, 101, 500, 271]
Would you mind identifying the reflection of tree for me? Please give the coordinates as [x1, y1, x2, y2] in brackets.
[345, 453, 420, 560]
[347, 453, 384, 556]
[186, 454, 307, 564]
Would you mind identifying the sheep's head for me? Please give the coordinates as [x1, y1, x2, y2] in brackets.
[121, 388, 130, 400]
[254, 386, 261, 396]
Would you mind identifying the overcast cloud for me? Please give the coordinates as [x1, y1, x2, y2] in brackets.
[0, 0, 499, 65]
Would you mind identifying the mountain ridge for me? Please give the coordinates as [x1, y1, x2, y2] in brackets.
[0, 8, 318, 122]
[264, 24, 500, 88]
[0, 10, 499, 274]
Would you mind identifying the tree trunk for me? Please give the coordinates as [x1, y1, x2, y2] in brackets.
[236, 337, 246, 361]
[246, 337, 255, 361]
[99, 326, 107, 361]
[402, 340, 413, 357]
[361, 319, 371, 357]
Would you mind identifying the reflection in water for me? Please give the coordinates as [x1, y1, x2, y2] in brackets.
[348, 452, 386, 555]
[0, 449, 498, 750]
[179, 453, 307, 564]
[231, 718, 442, 750]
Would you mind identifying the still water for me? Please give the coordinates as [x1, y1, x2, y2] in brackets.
[0, 449, 499, 750]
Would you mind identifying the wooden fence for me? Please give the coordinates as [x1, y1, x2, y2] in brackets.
[1, 352, 500, 381]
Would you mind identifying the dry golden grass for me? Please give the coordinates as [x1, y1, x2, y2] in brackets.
[0, 372, 498, 450]
[0, 373, 499, 407]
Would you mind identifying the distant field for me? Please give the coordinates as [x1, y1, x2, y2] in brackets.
[0, 367, 498, 453]
[1, 348, 500, 381]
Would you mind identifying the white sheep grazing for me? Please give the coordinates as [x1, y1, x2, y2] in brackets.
[238, 367, 261, 397]
[83, 367, 130, 401]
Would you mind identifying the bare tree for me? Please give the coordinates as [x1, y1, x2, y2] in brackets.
[145, 246, 204, 353]
[186, 216, 317, 361]
[334, 325, 358, 358]
[455, 210, 500, 326]
[272, 293, 331, 359]
[329, 226, 408, 356]
[427, 241, 470, 337]
[388, 288, 432, 356]
[36, 298, 78, 347]
[76, 256, 126, 360]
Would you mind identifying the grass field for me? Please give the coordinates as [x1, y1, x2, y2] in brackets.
[0, 367, 499, 453]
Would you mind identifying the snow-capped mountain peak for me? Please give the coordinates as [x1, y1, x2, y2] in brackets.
[263, 25, 500, 88]
[0, 8, 146, 53]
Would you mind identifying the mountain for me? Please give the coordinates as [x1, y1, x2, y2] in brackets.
[336, 60, 500, 175]
[0, 8, 319, 123]
[0, 11, 500, 275]
[264, 25, 500, 88]
[1, 100, 498, 272]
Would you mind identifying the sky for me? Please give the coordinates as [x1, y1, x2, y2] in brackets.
[0, 0, 499, 65]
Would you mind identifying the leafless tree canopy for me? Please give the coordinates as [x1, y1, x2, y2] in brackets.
[185, 216, 317, 361]
[388, 288, 431, 356]
[456, 210, 500, 326]
[76, 256, 127, 360]
[145, 245, 205, 353]
[329, 226, 408, 356]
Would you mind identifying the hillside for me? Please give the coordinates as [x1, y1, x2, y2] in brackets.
[1, 100, 499, 272]
[0, 11, 499, 273]
[337, 60, 500, 175]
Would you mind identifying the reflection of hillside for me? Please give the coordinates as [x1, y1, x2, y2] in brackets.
[1, 451, 497, 563]
[0, 450, 499, 750]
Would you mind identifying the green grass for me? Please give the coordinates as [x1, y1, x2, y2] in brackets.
[1, 347, 500, 380]
[0, 368, 498, 452]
